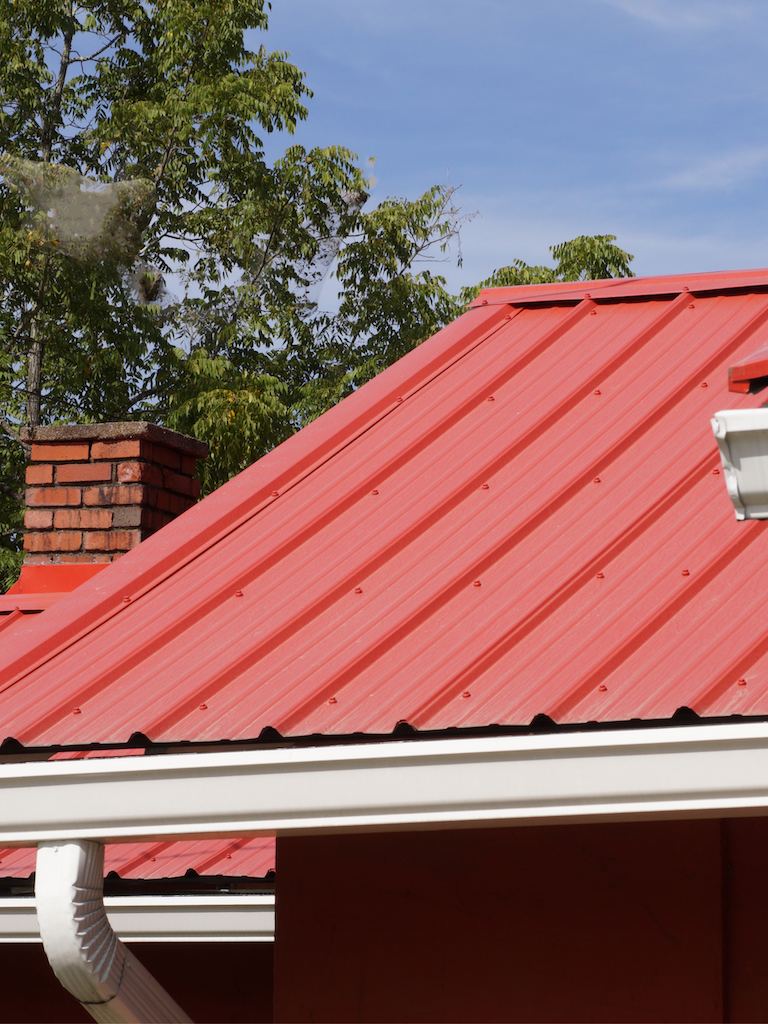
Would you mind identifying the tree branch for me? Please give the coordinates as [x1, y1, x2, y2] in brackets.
[154, 23, 212, 187]
[0, 481, 23, 504]
[40, 2, 75, 163]
[0, 415, 23, 446]
[69, 33, 125, 63]
[115, 385, 165, 416]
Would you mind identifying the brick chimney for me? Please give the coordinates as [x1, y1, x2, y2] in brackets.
[20, 423, 208, 565]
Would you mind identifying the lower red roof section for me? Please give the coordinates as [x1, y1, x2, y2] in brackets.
[4, 564, 107, 596]
[0, 565, 110, 616]
[0, 750, 275, 881]
[0, 838, 275, 881]
[4, 271, 768, 744]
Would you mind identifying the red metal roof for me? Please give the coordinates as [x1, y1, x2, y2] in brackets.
[4, 269, 768, 744]
[0, 838, 275, 881]
[0, 565, 108, 614]
[728, 340, 768, 393]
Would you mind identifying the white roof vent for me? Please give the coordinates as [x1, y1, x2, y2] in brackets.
[712, 409, 768, 519]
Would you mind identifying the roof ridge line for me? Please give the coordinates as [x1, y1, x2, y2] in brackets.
[471, 268, 768, 308]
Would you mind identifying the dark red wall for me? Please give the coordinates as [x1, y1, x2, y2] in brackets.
[275, 818, 768, 1023]
[724, 817, 768, 1022]
[0, 941, 273, 1023]
[8, 817, 768, 1022]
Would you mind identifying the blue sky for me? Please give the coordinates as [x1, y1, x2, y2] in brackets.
[257, 0, 768, 294]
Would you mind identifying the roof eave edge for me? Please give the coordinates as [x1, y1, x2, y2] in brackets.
[1, 722, 768, 845]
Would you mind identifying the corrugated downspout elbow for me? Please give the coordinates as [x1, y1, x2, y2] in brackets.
[35, 840, 192, 1023]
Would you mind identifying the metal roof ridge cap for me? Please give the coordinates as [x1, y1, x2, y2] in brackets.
[471, 268, 768, 308]
[0, 304, 513, 691]
[471, 278, 625, 307]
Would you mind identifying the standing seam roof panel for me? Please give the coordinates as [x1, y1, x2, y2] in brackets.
[3, 273, 768, 744]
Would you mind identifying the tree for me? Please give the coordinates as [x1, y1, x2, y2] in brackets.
[0, 0, 634, 590]
[0, 0, 368, 584]
[457, 234, 634, 305]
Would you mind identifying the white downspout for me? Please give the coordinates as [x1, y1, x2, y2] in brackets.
[35, 841, 192, 1024]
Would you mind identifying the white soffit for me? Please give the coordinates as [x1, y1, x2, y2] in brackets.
[712, 408, 768, 519]
[0, 895, 275, 943]
[1, 724, 768, 844]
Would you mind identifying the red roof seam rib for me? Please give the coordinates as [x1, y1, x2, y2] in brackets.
[0, 305, 516, 693]
[691, 612, 768, 712]
[192, 837, 253, 875]
[114, 840, 175, 876]
[0, 608, 24, 635]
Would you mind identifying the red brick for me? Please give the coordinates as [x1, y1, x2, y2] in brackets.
[26, 487, 81, 507]
[162, 469, 198, 497]
[112, 506, 144, 528]
[155, 489, 171, 512]
[169, 493, 194, 516]
[91, 439, 144, 460]
[150, 443, 181, 470]
[53, 509, 113, 530]
[148, 510, 174, 531]
[24, 509, 54, 529]
[181, 455, 197, 476]
[83, 484, 146, 507]
[23, 531, 82, 553]
[23, 554, 55, 565]
[117, 461, 163, 486]
[31, 443, 89, 462]
[56, 463, 113, 484]
[25, 464, 53, 485]
[84, 530, 141, 552]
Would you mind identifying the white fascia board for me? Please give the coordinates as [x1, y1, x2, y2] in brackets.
[0, 895, 274, 943]
[2, 723, 768, 845]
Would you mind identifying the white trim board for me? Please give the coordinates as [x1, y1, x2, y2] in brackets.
[0, 894, 274, 943]
[2, 723, 768, 844]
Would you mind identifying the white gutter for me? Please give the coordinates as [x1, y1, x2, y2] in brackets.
[712, 408, 768, 519]
[0, 894, 274, 943]
[0, 723, 767, 844]
[35, 841, 191, 1023]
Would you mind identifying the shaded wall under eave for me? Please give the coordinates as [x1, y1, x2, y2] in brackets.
[0, 941, 273, 1023]
[275, 818, 768, 1023]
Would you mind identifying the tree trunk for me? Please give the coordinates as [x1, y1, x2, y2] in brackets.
[26, 321, 43, 429]
[26, 4, 73, 428]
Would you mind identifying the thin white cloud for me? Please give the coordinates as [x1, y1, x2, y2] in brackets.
[662, 146, 768, 190]
[598, 0, 754, 31]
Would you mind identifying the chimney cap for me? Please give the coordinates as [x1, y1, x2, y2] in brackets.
[20, 421, 208, 459]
